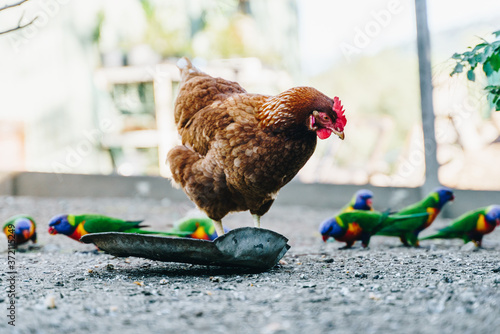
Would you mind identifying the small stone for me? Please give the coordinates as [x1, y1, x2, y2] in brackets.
[354, 272, 368, 279]
[442, 276, 453, 283]
[44, 295, 56, 309]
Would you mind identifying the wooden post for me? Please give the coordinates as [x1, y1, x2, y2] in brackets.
[414, 0, 440, 196]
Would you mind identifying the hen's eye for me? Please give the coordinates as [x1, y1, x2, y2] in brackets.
[323, 115, 330, 121]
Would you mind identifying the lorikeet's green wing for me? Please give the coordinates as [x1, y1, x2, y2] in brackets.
[336, 211, 390, 234]
[395, 196, 435, 215]
[421, 208, 484, 240]
[376, 211, 432, 235]
[377, 194, 436, 232]
[81, 219, 138, 233]
[76, 215, 142, 233]
[80, 217, 190, 236]
[336, 211, 380, 233]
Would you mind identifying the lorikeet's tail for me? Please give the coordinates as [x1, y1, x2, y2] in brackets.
[419, 230, 454, 240]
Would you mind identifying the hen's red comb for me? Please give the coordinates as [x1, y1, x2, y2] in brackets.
[333, 96, 347, 127]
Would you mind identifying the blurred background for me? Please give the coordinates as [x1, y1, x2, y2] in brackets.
[1, 0, 500, 190]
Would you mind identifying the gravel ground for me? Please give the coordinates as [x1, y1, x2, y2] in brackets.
[1, 195, 500, 334]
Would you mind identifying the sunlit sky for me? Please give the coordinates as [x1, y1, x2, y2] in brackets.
[297, 0, 500, 74]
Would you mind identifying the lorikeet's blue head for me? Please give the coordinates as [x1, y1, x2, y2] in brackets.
[319, 217, 343, 242]
[15, 218, 33, 240]
[434, 187, 454, 209]
[48, 215, 74, 236]
[353, 189, 374, 210]
[485, 205, 500, 226]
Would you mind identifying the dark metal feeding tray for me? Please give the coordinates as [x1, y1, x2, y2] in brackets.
[80, 227, 290, 270]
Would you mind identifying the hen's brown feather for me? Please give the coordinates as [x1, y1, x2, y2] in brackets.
[167, 58, 344, 224]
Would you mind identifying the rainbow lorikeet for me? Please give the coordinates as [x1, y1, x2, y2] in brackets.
[48, 214, 190, 242]
[341, 189, 374, 212]
[420, 205, 500, 247]
[375, 187, 454, 247]
[3, 215, 37, 247]
[168, 217, 229, 241]
[319, 210, 429, 249]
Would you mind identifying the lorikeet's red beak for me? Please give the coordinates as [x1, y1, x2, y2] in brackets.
[366, 198, 373, 207]
[22, 230, 30, 240]
[48, 226, 57, 235]
[322, 235, 329, 242]
[496, 219, 500, 227]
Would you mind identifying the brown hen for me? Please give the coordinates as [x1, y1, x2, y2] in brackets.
[167, 58, 346, 237]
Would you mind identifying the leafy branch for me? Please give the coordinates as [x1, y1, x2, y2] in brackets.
[0, 0, 37, 36]
[450, 30, 500, 111]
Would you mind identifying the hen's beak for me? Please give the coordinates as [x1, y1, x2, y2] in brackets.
[333, 129, 345, 140]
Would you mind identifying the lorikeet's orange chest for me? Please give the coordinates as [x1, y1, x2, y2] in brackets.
[424, 208, 439, 229]
[190, 225, 210, 240]
[336, 222, 363, 242]
[69, 223, 88, 242]
[476, 215, 496, 235]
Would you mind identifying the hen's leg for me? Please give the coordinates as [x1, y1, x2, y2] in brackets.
[252, 214, 261, 228]
[213, 220, 225, 237]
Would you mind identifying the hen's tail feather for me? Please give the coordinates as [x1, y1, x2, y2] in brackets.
[167, 145, 202, 189]
[177, 57, 203, 83]
[167, 145, 235, 221]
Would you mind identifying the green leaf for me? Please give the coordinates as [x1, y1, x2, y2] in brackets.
[483, 61, 494, 76]
[475, 53, 487, 64]
[489, 54, 500, 71]
[484, 45, 493, 59]
[451, 52, 462, 60]
[451, 63, 464, 76]
[493, 30, 500, 38]
[472, 43, 487, 53]
[467, 69, 476, 82]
